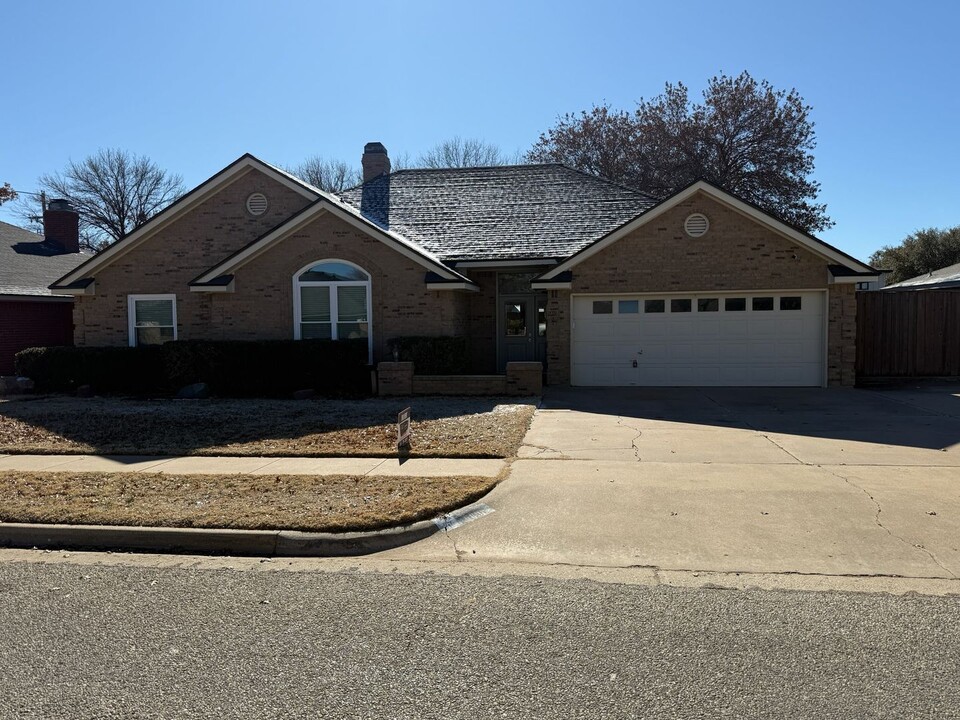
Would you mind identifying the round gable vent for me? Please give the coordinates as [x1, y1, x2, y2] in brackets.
[246, 193, 269, 216]
[684, 213, 709, 237]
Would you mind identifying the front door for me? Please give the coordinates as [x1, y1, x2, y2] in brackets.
[499, 294, 547, 370]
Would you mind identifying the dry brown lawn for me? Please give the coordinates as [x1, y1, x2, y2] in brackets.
[0, 470, 498, 532]
[0, 396, 535, 458]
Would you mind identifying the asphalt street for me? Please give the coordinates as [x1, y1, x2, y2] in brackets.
[1, 557, 958, 719]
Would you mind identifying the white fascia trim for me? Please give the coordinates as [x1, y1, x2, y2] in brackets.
[194, 201, 467, 285]
[531, 281, 572, 290]
[539, 181, 875, 280]
[832, 275, 880, 284]
[0, 293, 75, 302]
[52, 156, 320, 289]
[455, 259, 559, 269]
[189, 279, 235, 293]
[53, 282, 96, 296]
[426, 282, 480, 292]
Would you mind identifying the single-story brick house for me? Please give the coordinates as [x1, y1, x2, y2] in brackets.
[50, 143, 879, 387]
[0, 203, 90, 375]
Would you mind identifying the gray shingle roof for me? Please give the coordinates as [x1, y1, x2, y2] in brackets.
[0, 221, 91, 297]
[884, 261, 960, 290]
[338, 164, 656, 262]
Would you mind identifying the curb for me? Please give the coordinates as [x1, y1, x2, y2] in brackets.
[0, 518, 441, 557]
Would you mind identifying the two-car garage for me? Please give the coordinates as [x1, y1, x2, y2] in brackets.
[570, 290, 826, 387]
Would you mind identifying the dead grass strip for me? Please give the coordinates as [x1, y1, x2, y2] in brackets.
[0, 397, 536, 459]
[0, 470, 498, 533]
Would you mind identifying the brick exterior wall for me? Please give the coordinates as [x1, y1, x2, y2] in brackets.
[0, 299, 74, 375]
[504, 361, 543, 395]
[73, 170, 313, 346]
[217, 212, 470, 361]
[73, 169, 470, 361]
[463, 270, 497, 373]
[377, 361, 542, 396]
[412, 375, 508, 395]
[377, 362, 414, 395]
[546, 191, 854, 386]
[828, 283, 857, 386]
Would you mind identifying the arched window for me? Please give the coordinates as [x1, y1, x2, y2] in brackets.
[293, 260, 372, 359]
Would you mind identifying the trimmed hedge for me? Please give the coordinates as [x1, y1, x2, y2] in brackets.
[14, 339, 371, 398]
[15, 346, 166, 395]
[388, 336, 470, 375]
[163, 339, 370, 397]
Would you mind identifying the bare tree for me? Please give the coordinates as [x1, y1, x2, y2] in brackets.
[388, 150, 414, 172]
[289, 140, 515, 191]
[417, 137, 517, 168]
[38, 149, 185, 249]
[289, 156, 362, 192]
[528, 72, 832, 233]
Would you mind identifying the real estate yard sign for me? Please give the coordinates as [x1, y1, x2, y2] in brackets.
[397, 407, 411, 452]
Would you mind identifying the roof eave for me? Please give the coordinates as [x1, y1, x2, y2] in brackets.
[48, 277, 96, 295]
[50, 154, 322, 289]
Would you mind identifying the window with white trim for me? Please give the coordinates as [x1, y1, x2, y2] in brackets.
[293, 260, 372, 355]
[128, 294, 177, 347]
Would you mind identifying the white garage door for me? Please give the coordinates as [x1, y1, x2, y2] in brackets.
[571, 291, 825, 387]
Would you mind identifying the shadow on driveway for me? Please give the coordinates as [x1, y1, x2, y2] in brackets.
[540, 384, 960, 452]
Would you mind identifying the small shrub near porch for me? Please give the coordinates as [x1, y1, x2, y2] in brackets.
[388, 336, 470, 375]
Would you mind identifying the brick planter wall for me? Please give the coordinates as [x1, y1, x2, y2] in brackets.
[377, 361, 542, 396]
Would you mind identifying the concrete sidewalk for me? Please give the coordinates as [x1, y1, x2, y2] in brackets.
[0, 454, 505, 477]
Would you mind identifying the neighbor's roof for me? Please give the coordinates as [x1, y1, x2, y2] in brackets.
[884, 261, 960, 290]
[0, 221, 91, 298]
[338, 164, 657, 262]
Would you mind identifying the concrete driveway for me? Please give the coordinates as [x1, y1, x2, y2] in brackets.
[385, 385, 960, 580]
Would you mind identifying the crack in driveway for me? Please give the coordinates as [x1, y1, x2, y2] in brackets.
[617, 416, 643, 462]
[825, 466, 957, 579]
[698, 388, 806, 464]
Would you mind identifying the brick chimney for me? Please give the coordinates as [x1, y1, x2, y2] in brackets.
[361, 142, 391, 182]
[43, 199, 80, 253]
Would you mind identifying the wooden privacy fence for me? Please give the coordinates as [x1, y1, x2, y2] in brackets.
[857, 290, 960, 379]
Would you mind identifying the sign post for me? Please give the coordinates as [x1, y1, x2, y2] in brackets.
[397, 407, 411, 459]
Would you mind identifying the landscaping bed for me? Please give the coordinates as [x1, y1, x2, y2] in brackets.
[0, 470, 497, 533]
[0, 396, 536, 458]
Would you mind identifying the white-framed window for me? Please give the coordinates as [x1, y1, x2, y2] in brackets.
[293, 260, 372, 361]
[127, 294, 177, 347]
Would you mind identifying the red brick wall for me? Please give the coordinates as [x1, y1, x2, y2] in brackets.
[0, 299, 74, 374]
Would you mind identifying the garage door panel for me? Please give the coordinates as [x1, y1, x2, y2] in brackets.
[572, 291, 824, 387]
[695, 319, 722, 338]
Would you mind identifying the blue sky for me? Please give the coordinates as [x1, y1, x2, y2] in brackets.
[2, 0, 958, 263]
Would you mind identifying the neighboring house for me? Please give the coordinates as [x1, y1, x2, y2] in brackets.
[882, 261, 960, 291]
[50, 143, 879, 387]
[0, 202, 90, 375]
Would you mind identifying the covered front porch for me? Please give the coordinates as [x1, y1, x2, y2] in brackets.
[460, 269, 550, 375]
